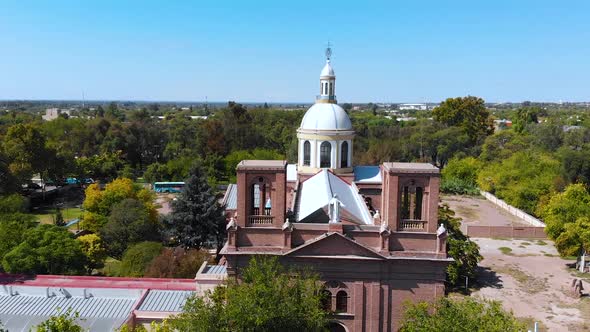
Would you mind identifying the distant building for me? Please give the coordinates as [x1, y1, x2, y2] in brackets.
[42, 108, 71, 121]
[494, 119, 512, 131]
[398, 103, 427, 111]
[396, 116, 417, 122]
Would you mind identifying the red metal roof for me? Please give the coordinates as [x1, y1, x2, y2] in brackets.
[0, 273, 196, 291]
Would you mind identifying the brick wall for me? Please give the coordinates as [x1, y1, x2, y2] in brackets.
[466, 225, 547, 239]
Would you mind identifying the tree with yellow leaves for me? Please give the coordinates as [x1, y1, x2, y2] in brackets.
[77, 234, 107, 275]
[80, 178, 156, 232]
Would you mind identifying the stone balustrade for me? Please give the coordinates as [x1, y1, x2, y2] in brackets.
[399, 219, 427, 232]
[248, 215, 274, 225]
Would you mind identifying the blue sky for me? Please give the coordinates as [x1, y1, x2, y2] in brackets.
[1, 0, 589, 103]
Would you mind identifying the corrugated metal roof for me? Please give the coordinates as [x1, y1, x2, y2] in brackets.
[223, 184, 238, 210]
[0, 286, 140, 332]
[202, 265, 227, 275]
[137, 290, 193, 312]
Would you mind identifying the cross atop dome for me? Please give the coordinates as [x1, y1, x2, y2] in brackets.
[325, 42, 332, 61]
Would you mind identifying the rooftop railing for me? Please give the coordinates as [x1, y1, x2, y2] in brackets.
[399, 219, 427, 232]
[248, 215, 274, 226]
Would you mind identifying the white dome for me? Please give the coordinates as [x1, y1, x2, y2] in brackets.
[300, 103, 352, 131]
[320, 61, 335, 77]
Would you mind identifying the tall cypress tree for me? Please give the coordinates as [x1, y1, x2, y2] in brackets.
[166, 164, 226, 252]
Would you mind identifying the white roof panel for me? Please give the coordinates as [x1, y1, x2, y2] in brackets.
[297, 170, 372, 224]
[287, 164, 297, 182]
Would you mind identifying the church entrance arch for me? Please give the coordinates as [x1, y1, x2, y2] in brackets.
[327, 321, 348, 332]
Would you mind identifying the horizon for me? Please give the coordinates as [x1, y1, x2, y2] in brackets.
[1, 1, 589, 102]
[2, 98, 589, 105]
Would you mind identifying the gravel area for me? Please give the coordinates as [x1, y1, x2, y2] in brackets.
[472, 238, 590, 331]
[441, 195, 528, 232]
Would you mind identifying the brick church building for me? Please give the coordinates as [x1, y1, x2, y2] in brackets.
[221, 49, 451, 332]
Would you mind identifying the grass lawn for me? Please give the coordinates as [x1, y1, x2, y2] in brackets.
[32, 207, 83, 225]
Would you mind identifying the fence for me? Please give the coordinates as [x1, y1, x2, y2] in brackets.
[479, 191, 546, 227]
[465, 225, 546, 239]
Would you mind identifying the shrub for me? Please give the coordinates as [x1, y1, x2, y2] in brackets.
[119, 241, 163, 277]
[441, 177, 480, 195]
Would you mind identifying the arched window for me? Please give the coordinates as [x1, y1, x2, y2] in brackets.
[336, 291, 348, 313]
[401, 181, 423, 220]
[303, 141, 311, 166]
[321, 289, 332, 311]
[340, 141, 348, 168]
[251, 179, 270, 216]
[320, 141, 331, 168]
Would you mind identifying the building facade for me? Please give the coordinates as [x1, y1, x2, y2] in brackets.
[221, 50, 451, 332]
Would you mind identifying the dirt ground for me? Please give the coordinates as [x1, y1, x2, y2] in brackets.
[442, 195, 528, 232]
[472, 238, 590, 331]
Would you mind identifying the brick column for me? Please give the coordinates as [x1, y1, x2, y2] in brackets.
[427, 176, 440, 233]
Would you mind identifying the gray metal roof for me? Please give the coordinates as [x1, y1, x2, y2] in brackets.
[202, 265, 227, 275]
[137, 290, 193, 312]
[0, 286, 141, 332]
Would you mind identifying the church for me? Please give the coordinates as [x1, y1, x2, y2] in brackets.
[221, 49, 451, 332]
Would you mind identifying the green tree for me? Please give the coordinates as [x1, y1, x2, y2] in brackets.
[100, 198, 161, 259]
[512, 107, 539, 133]
[144, 248, 210, 278]
[223, 148, 283, 182]
[143, 156, 193, 183]
[1, 123, 60, 184]
[81, 178, 156, 233]
[119, 241, 163, 277]
[35, 308, 84, 332]
[477, 151, 561, 214]
[0, 218, 37, 270]
[432, 96, 493, 142]
[2, 224, 86, 275]
[541, 184, 590, 256]
[441, 157, 480, 195]
[165, 164, 226, 251]
[439, 204, 482, 286]
[530, 121, 564, 152]
[105, 102, 125, 121]
[54, 207, 65, 226]
[0, 193, 27, 214]
[0, 152, 19, 195]
[171, 256, 327, 332]
[77, 234, 107, 275]
[399, 297, 525, 332]
[479, 130, 532, 163]
[557, 146, 590, 186]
